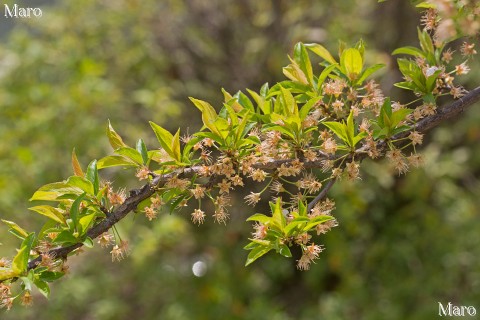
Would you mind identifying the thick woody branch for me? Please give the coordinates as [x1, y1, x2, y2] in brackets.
[414, 86, 480, 134]
[26, 86, 480, 271]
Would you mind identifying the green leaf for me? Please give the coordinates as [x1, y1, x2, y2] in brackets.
[169, 194, 187, 214]
[284, 217, 310, 236]
[246, 213, 271, 224]
[222, 102, 239, 126]
[425, 69, 442, 92]
[302, 215, 334, 232]
[299, 98, 318, 122]
[79, 213, 96, 236]
[283, 60, 309, 85]
[317, 63, 338, 88]
[294, 42, 314, 85]
[356, 64, 385, 85]
[136, 139, 149, 165]
[341, 48, 363, 81]
[392, 46, 426, 58]
[149, 121, 180, 160]
[171, 129, 181, 162]
[391, 108, 413, 128]
[353, 131, 368, 146]
[12, 233, 35, 275]
[71, 148, 84, 177]
[279, 85, 298, 117]
[97, 155, 137, 169]
[67, 176, 94, 195]
[305, 43, 337, 64]
[1, 220, 29, 238]
[29, 205, 66, 224]
[245, 244, 273, 266]
[189, 98, 220, 136]
[30, 182, 82, 201]
[52, 230, 78, 245]
[39, 271, 64, 282]
[323, 121, 348, 143]
[278, 244, 292, 258]
[222, 88, 243, 112]
[20, 275, 33, 291]
[346, 110, 355, 147]
[236, 91, 255, 111]
[416, 2, 436, 8]
[271, 198, 286, 231]
[418, 28, 434, 55]
[33, 279, 50, 298]
[70, 193, 86, 231]
[114, 147, 143, 166]
[86, 160, 99, 195]
[394, 81, 418, 91]
[107, 120, 127, 150]
[82, 236, 94, 248]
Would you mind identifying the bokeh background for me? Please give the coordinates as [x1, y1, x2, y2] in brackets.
[0, 0, 479, 319]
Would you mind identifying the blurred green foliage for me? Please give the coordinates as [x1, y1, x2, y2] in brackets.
[0, 0, 479, 319]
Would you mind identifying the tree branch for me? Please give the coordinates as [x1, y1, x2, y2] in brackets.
[26, 85, 480, 271]
[307, 178, 337, 212]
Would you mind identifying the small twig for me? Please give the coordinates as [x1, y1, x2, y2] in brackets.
[307, 178, 337, 213]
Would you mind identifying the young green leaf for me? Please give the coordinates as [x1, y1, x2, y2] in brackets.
[52, 230, 78, 245]
[189, 97, 220, 136]
[1, 219, 29, 239]
[107, 120, 127, 150]
[12, 233, 35, 275]
[323, 121, 348, 143]
[136, 139, 149, 165]
[392, 46, 426, 58]
[294, 42, 314, 85]
[82, 236, 94, 248]
[356, 64, 385, 85]
[149, 121, 175, 158]
[39, 271, 65, 282]
[171, 129, 181, 162]
[246, 213, 272, 224]
[340, 48, 363, 81]
[67, 176, 94, 195]
[86, 160, 99, 195]
[305, 43, 337, 64]
[114, 147, 143, 166]
[29, 205, 66, 224]
[245, 244, 273, 266]
[70, 193, 86, 231]
[30, 182, 82, 202]
[96, 155, 137, 169]
[33, 279, 50, 298]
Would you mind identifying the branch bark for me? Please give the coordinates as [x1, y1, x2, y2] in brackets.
[26, 86, 480, 271]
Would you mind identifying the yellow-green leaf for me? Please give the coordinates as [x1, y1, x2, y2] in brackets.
[1, 219, 29, 238]
[30, 182, 82, 201]
[67, 176, 94, 195]
[189, 97, 220, 135]
[305, 43, 337, 64]
[245, 244, 273, 266]
[341, 48, 363, 81]
[12, 233, 35, 275]
[29, 205, 66, 224]
[107, 120, 127, 150]
[149, 121, 175, 158]
[171, 129, 181, 162]
[222, 88, 243, 112]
